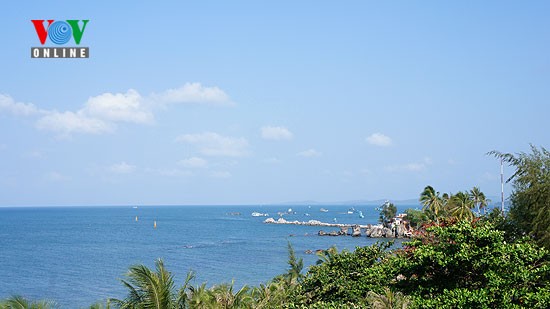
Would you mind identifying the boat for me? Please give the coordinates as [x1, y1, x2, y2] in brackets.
[251, 212, 269, 217]
[358, 211, 364, 218]
[320, 208, 328, 212]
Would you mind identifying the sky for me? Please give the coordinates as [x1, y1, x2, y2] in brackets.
[0, 1, 549, 206]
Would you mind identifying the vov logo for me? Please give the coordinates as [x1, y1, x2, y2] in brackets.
[31, 19, 90, 58]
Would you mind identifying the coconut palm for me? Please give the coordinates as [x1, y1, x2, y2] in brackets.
[366, 287, 410, 309]
[110, 258, 192, 309]
[187, 283, 215, 308]
[251, 282, 288, 309]
[447, 191, 475, 221]
[419, 186, 443, 224]
[210, 282, 252, 308]
[0, 296, 55, 309]
[469, 187, 490, 215]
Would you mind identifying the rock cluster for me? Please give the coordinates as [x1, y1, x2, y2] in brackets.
[264, 217, 412, 238]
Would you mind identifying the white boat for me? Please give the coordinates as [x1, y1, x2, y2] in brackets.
[320, 208, 328, 212]
[358, 211, 364, 218]
[251, 212, 269, 217]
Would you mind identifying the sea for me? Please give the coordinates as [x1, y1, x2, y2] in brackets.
[0, 204, 415, 308]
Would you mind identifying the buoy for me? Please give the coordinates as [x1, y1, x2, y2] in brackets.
[154, 221, 157, 229]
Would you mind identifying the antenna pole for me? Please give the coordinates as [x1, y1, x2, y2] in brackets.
[501, 158, 505, 214]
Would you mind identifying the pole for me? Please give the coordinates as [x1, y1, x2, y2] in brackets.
[501, 158, 505, 214]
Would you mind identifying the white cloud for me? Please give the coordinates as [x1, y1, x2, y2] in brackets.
[109, 162, 136, 174]
[24, 150, 43, 159]
[47, 171, 69, 182]
[360, 168, 372, 175]
[36, 111, 113, 135]
[386, 157, 432, 172]
[263, 157, 282, 164]
[176, 132, 249, 157]
[0, 82, 232, 136]
[261, 126, 293, 140]
[366, 133, 392, 147]
[210, 171, 231, 178]
[0, 94, 43, 116]
[154, 83, 233, 106]
[145, 168, 193, 177]
[179, 157, 208, 168]
[297, 149, 322, 157]
[83, 89, 153, 124]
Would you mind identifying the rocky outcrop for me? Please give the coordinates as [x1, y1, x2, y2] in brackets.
[351, 225, 362, 237]
[264, 217, 412, 238]
[365, 225, 392, 237]
[318, 230, 346, 236]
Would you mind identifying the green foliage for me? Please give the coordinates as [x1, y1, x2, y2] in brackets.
[110, 258, 192, 309]
[0, 296, 56, 309]
[419, 186, 443, 223]
[378, 201, 397, 227]
[298, 242, 393, 305]
[392, 221, 550, 308]
[446, 191, 475, 221]
[366, 287, 411, 309]
[470, 186, 490, 215]
[403, 209, 428, 229]
[490, 145, 550, 249]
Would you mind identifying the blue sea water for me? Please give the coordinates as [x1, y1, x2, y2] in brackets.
[0, 205, 413, 308]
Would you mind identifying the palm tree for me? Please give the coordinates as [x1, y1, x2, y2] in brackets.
[251, 282, 288, 309]
[469, 187, 490, 215]
[448, 192, 475, 221]
[187, 283, 215, 308]
[366, 287, 410, 309]
[0, 296, 55, 309]
[419, 186, 443, 224]
[110, 258, 192, 309]
[210, 282, 252, 308]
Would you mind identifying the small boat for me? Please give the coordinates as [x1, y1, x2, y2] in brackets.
[320, 208, 328, 212]
[358, 211, 364, 219]
[251, 212, 269, 217]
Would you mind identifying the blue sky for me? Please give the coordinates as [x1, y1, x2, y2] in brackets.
[0, 1, 549, 206]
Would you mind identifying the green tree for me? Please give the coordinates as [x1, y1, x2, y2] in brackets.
[379, 201, 397, 227]
[403, 209, 429, 229]
[366, 287, 410, 309]
[446, 191, 475, 221]
[110, 258, 192, 309]
[0, 296, 55, 309]
[298, 242, 393, 306]
[392, 221, 550, 308]
[469, 187, 489, 215]
[419, 186, 443, 224]
[489, 145, 550, 249]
